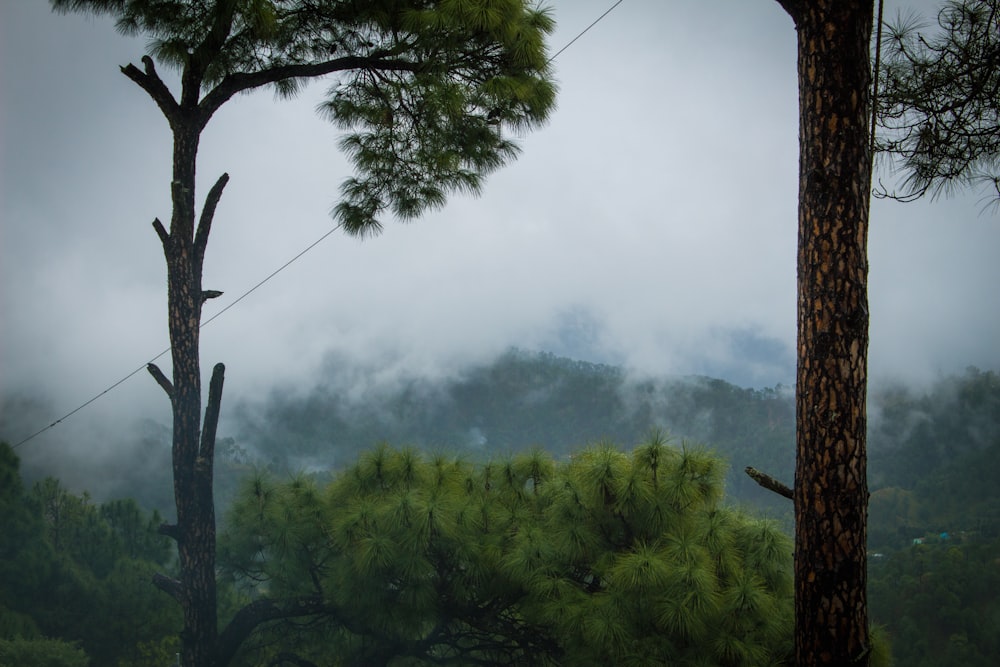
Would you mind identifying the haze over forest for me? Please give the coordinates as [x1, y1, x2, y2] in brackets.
[4, 349, 997, 523]
[4, 350, 999, 665]
[2, 0, 1000, 666]
[3, 0, 999, 464]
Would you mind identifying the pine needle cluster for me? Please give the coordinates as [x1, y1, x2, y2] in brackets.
[876, 0, 1000, 208]
[220, 434, 795, 665]
[51, 0, 558, 234]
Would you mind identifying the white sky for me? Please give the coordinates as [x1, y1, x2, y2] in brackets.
[2, 0, 998, 457]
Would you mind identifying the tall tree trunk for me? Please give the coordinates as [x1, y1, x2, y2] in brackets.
[151, 114, 226, 667]
[777, 0, 874, 664]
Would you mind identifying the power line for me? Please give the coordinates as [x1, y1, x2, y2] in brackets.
[11, 1, 626, 449]
[200, 223, 344, 330]
[549, 0, 624, 63]
[11, 223, 344, 450]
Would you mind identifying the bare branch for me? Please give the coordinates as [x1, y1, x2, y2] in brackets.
[121, 56, 182, 126]
[199, 56, 421, 119]
[158, 522, 180, 541]
[153, 572, 183, 602]
[194, 173, 230, 274]
[745, 466, 794, 500]
[217, 596, 331, 667]
[146, 363, 174, 398]
[199, 363, 225, 462]
[152, 218, 169, 246]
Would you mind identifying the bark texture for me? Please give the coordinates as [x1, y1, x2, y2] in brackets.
[128, 34, 424, 667]
[159, 117, 225, 667]
[778, 1, 874, 665]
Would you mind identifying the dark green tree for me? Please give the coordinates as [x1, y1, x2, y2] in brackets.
[50, 2, 556, 665]
[0, 637, 89, 667]
[876, 0, 1000, 205]
[221, 445, 563, 666]
[0, 443, 52, 641]
[220, 437, 798, 665]
[870, 537, 1000, 666]
[0, 444, 182, 666]
[515, 438, 795, 666]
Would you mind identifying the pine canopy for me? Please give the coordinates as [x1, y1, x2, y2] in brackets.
[220, 436, 795, 665]
[51, 0, 558, 235]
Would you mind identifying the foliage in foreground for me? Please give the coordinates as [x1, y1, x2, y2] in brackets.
[0, 637, 89, 667]
[0, 442, 180, 667]
[876, 0, 1000, 205]
[220, 435, 795, 665]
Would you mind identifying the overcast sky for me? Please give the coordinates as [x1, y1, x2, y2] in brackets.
[2, 0, 998, 457]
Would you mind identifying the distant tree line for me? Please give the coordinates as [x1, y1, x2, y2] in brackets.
[0, 442, 182, 666]
[3, 362, 997, 664]
[3, 436, 808, 666]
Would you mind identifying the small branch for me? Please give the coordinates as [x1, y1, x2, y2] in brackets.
[158, 522, 180, 541]
[153, 572, 183, 602]
[146, 363, 174, 398]
[199, 363, 226, 462]
[194, 173, 230, 272]
[152, 218, 169, 246]
[201, 290, 224, 304]
[216, 595, 331, 667]
[198, 55, 421, 119]
[744, 466, 794, 500]
[120, 56, 181, 125]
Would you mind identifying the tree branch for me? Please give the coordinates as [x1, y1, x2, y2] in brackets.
[153, 572, 183, 602]
[121, 56, 182, 126]
[199, 363, 225, 462]
[152, 218, 170, 246]
[199, 56, 421, 118]
[181, 0, 238, 108]
[745, 466, 794, 500]
[146, 363, 174, 398]
[194, 173, 230, 275]
[158, 522, 180, 541]
[216, 596, 331, 667]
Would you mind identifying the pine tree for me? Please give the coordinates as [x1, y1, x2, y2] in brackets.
[772, 1, 874, 664]
[50, 2, 556, 665]
[220, 437, 797, 665]
[876, 0, 1000, 206]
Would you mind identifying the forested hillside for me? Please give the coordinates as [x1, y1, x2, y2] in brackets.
[2, 353, 998, 665]
[231, 349, 798, 516]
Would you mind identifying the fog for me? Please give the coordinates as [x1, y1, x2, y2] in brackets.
[2, 0, 998, 489]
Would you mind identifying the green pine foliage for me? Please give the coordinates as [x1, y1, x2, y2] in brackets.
[0, 637, 89, 667]
[53, 0, 557, 236]
[876, 0, 1000, 204]
[219, 436, 795, 665]
[0, 443, 181, 667]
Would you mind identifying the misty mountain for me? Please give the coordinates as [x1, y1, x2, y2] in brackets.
[228, 348, 800, 515]
[5, 350, 998, 526]
[228, 351, 1000, 518]
[5, 354, 998, 666]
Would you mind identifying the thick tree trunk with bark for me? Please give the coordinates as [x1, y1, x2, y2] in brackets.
[132, 62, 341, 667]
[776, 1, 874, 664]
[151, 116, 227, 667]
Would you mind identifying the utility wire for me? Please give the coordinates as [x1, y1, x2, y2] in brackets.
[11, 0, 626, 450]
[549, 0, 624, 64]
[12, 223, 344, 450]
